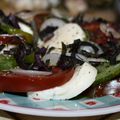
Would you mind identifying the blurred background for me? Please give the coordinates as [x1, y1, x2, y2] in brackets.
[0, 0, 120, 22]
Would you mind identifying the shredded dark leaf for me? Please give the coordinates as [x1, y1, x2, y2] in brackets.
[39, 26, 58, 41]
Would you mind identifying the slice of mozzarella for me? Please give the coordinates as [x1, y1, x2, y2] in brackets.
[28, 62, 97, 100]
[41, 23, 86, 53]
[40, 18, 66, 31]
[18, 22, 33, 34]
[42, 53, 61, 66]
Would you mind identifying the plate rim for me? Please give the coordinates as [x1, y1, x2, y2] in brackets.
[0, 103, 120, 117]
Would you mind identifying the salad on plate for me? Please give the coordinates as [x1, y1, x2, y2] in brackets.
[0, 10, 120, 100]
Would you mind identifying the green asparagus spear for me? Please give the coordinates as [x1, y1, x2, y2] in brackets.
[94, 62, 120, 85]
[0, 23, 33, 44]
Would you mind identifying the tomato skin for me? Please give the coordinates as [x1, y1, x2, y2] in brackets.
[0, 34, 23, 44]
[82, 22, 100, 32]
[0, 68, 74, 92]
[81, 22, 108, 45]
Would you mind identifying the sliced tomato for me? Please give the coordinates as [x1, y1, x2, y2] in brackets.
[0, 68, 74, 92]
[0, 34, 23, 44]
[82, 22, 100, 32]
[81, 22, 109, 45]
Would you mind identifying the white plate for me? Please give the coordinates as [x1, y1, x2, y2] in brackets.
[0, 93, 120, 117]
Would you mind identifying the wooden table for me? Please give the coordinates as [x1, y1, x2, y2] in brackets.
[0, 111, 120, 120]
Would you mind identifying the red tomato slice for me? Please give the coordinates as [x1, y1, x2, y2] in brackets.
[81, 22, 108, 45]
[0, 34, 23, 44]
[0, 68, 74, 92]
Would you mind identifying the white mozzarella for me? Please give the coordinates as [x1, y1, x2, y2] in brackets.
[18, 22, 33, 34]
[40, 18, 66, 31]
[42, 53, 61, 66]
[42, 23, 86, 53]
[28, 62, 97, 100]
